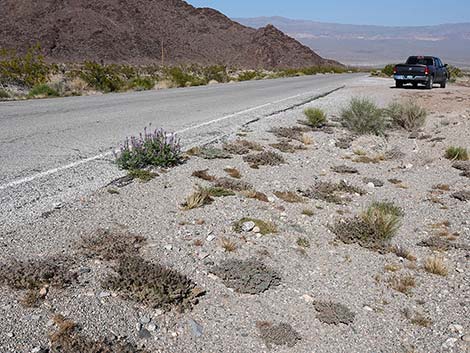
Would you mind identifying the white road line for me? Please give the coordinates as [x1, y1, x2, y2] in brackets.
[0, 88, 333, 191]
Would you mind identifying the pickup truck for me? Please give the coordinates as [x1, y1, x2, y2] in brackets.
[393, 56, 449, 89]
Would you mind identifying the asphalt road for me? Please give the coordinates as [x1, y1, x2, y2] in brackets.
[0, 73, 363, 227]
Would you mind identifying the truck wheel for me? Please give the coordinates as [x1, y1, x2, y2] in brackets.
[426, 76, 433, 90]
[440, 79, 447, 88]
[412, 83, 418, 89]
[395, 81, 403, 88]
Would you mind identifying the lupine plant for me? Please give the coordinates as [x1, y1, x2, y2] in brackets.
[115, 126, 181, 170]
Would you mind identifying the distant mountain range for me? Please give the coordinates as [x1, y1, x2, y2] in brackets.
[237, 17, 470, 68]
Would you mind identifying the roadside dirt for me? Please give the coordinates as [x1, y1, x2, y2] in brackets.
[0, 77, 469, 353]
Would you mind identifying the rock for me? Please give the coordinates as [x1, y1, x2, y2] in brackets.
[462, 335, 470, 342]
[206, 234, 216, 242]
[148, 323, 158, 332]
[98, 291, 111, 298]
[164, 245, 173, 251]
[405, 163, 413, 169]
[301, 294, 314, 303]
[188, 318, 203, 337]
[241, 221, 256, 232]
[197, 252, 210, 260]
[138, 328, 152, 339]
[252, 226, 261, 233]
[442, 337, 458, 349]
[449, 324, 463, 334]
[39, 287, 48, 297]
[6, 332, 14, 338]
[367, 182, 375, 188]
[363, 306, 373, 312]
[140, 316, 151, 324]
[53, 202, 63, 209]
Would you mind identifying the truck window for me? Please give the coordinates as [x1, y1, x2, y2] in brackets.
[406, 57, 434, 66]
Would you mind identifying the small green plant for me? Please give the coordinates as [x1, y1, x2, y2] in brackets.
[341, 97, 387, 135]
[304, 107, 327, 128]
[445, 146, 468, 161]
[115, 126, 181, 170]
[129, 76, 154, 91]
[296, 237, 310, 248]
[0, 88, 9, 99]
[382, 64, 396, 77]
[238, 70, 259, 81]
[301, 209, 314, 217]
[369, 201, 404, 217]
[28, 84, 59, 98]
[447, 65, 463, 82]
[128, 169, 157, 182]
[386, 101, 427, 131]
[207, 187, 236, 197]
[233, 218, 277, 235]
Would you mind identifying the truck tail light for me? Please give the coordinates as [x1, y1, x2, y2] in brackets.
[424, 67, 429, 75]
[393, 66, 397, 74]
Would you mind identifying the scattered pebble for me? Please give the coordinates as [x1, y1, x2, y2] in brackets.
[442, 337, 458, 349]
[138, 328, 152, 339]
[241, 221, 256, 232]
[188, 318, 203, 337]
[140, 316, 151, 324]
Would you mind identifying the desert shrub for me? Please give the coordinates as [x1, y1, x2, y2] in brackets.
[207, 187, 235, 197]
[0, 45, 51, 87]
[270, 140, 305, 153]
[115, 126, 181, 170]
[300, 180, 365, 204]
[223, 139, 263, 155]
[0, 256, 77, 290]
[129, 76, 154, 91]
[304, 107, 327, 127]
[202, 65, 229, 83]
[186, 146, 231, 159]
[269, 126, 310, 142]
[102, 256, 199, 311]
[210, 259, 281, 294]
[386, 101, 427, 131]
[28, 84, 59, 98]
[388, 274, 416, 295]
[0, 88, 10, 99]
[238, 70, 259, 81]
[447, 65, 463, 82]
[243, 151, 285, 168]
[192, 169, 216, 181]
[424, 256, 448, 276]
[224, 167, 242, 179]
[445, 146, 468, 161]
[79, 61, 124, 92]
[313, 301, 355, 325]
[214, 177, 253, 191]
[165, 67, 205, 87]
[182, 186, 213, 210]
[331, 201, 402, 251]
[369, 201, 404, 217]
[382, 64, 396, 77]
[127, 169, 157, 182]
[341, 97, 388, 135]
[274, 191, 304, 203]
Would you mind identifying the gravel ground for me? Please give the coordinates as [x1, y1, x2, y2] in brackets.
[0, 77, 469, 353]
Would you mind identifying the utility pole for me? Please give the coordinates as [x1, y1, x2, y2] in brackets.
[161, 39, 164, 67]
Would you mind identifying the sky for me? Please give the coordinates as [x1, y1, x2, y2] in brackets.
[186, 0, 470, 26]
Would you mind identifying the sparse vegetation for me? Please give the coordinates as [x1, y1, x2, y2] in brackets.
[270, 126, 310, 142]
[182, 186, 213, 210]
[102, 256, 199, 311]
[115, 126, 181, 170]
[233, 218, 277, 235]
[381, 64, 396, 77]
[192, 169, 216, 181]
[220, 237, 237, 252]
[210, 259, 281, 294]
[403, 309, 433, 328]
[313, 301, 355, 325]
[223, 139, 263, 155]
[214, 177, 253, 191]
[0, 88, 10, 99]
[304, 107, 327, 128]
[388, 274, 416, 295]
[186, 146, 231, 159]
[224, 167, 242, 179]
[445, 146, 468, 161]
[243, 151, 285, 168]
[300, 180, 365, 204]
[301, 209, 314, 217]
[27, 84, 59, 98]
[79, 61, 125, 92]
[128, 169, 158, 182]
[270, 140, 306, 153]
[424, 256, 448, 276]
[386, 101, 427, 131]
[296, 237, 310, 248]
[341, 97, 388, 135]
[274, 191, 304, 203]
[207, 186, 236, 197]
[390, 244, 416, 261]
[256, 321, 301, 349]
[331, 201, 402, 251]
[240, 189, 269, 202]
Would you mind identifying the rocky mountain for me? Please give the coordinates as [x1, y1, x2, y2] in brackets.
[0, 0, 340, 69]
[237, 17, 470, 67]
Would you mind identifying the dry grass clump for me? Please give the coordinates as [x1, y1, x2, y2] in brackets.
[369, 201, 404, 217]
[210, 259, 281, 294]
[300, 180, 366, 204]
[192, 169, 216, 181]
[304, 107, 327, 128]
[233, 218, 277, 235]
[353, 154, 385, 164]
[341, 97, 388, 135]
[331, 165, 359, 174]
[240, 189, 269, 202]
[49, 314, 146, 353]
[403, 309, 433, 328]
[388, 274, 416, 295]
[207, 187, 236, 197]
[127, 169, 157, 182]
[274, 191, 305, 203]
[313, 301, 355, 325]
[418, 236, 470, 252]
[445, 146, 469, 161]
[220, 237, 237, 252]
[0, 256, 77, 291]
[214, 177, 253, 191]
[301, 209, 314, 216]
[386, 101, 427, 131]
[270, 140, 306, 153]
[390, 244, 416, 261]
[102, 256, 200, 311]
[243, 151, 285, 168]
[296, 237, 310, 248]
[331, 201, 402, 251]
[256, 321, 301, 349]
[224, 167, 242, 179]
[452, 160, 470, 177]
[423, 256, 448, 276]
[79, 228, 146, 261]
[223, 139, 263, 155]
[182, 186, 213, 210]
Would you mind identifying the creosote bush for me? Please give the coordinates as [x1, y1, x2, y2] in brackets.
[386, 101, 427, 131]
[28, 84, 59, 98]
[102, 256, 200, 311]
[115, 126, 181, 170]
[304, 107, 327, 128]
[445, 146, 468, 161]
[79, 61, 124, 92]
[341, 97, 388, 135]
